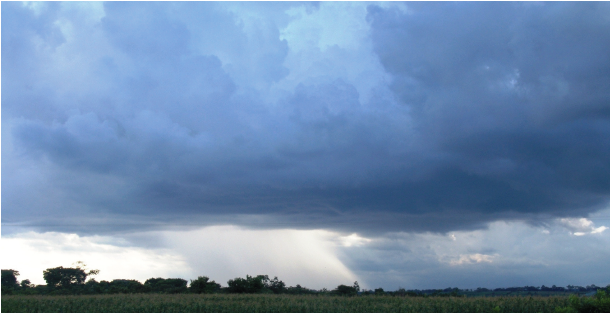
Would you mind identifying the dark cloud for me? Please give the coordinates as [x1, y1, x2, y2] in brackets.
[102, 2, 191, 59]
[3, 2, 610, 236]
[366, 2, 610, 222]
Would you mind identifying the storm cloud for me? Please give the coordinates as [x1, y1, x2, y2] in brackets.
[3, 2, 610, 236]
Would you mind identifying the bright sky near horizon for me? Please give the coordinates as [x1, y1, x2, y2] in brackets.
[2, 2, 610, 290]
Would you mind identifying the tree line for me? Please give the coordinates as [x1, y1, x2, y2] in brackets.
[474, 285, 604, 293]
[1, 264, 361, 296]
[3, 264, 609, 298]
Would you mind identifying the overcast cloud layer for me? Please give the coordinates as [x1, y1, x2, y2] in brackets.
[3, 2, 610, 235]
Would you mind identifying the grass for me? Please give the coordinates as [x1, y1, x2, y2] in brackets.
[2, 293, 571, 313]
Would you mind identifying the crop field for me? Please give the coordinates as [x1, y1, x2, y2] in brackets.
[2, 294, 571, 313]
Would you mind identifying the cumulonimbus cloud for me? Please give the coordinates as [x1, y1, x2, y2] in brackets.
[3, 2, 610, 236]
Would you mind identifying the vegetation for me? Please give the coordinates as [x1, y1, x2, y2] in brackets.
[2, 264, 609, 313]
[190, 276, 222, 294]
[1, 294, 574, 313]
[227, 275, 268, 294]
[2, 269, 21, 292]
[43, 266, 97, 289]
[554, 289, 610, 313]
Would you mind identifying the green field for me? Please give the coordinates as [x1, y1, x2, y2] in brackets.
[1, 294, 571, 313]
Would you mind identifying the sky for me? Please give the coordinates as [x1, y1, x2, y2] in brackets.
[2, 1, 610, 290]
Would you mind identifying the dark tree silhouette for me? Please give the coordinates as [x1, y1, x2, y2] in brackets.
[227, 275, 267, 294]
[189, 276, 221, 294]
[332, 282, 360, 296]
[144, 278, 188, 294]
[1, 269, 20, 294]
[43, 267, 88, 288]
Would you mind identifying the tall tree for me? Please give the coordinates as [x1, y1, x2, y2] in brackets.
[43, 263, 99, 289]
[1, 269, 20, 294]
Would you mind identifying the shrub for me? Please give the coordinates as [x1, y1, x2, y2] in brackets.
[555, 286, 610, 313]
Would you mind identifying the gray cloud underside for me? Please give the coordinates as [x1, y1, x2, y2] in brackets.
[3, 2, 610, 235]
